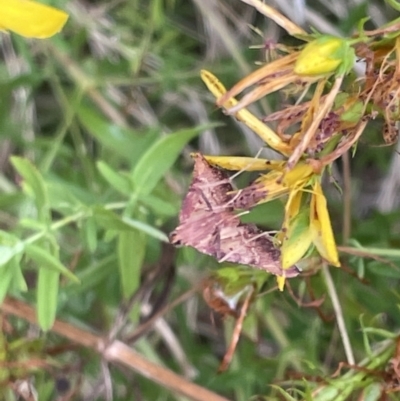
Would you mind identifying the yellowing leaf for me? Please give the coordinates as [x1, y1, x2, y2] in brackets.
[0, 0, 68, 38]
[200, 70, 291, 155]
[280, 209, 313, 269]
[310, 181, 340, 266]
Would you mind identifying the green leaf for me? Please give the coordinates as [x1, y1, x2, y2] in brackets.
[37, 269, 59, 331]
[122, 217, 168, 242]
[118, 230, 146, 299]
[25, 244, 79, 283]
[0, 231, 24, 266]
[118, 230, 146, 322]
[19, 218, 47, 231]
[64, 255, 115, 295]
[131, 125, 207, 196]
[77, 105, 158, 163]
[362, 383, 383, 401]
[268, 385, 298, 401]
[83, 216, 98, 253]
[10, 261, 27, 293]
[366, 261, 400, 278]
[97, 161, 132, 195]
[361, 327, 398, 339]
[140, 194, 179, 217]
[0, 244, 24, 266]
[11, 156, 49, 222]
[0, 257, 18, 304]
[93, 207, 168, 242]
[281, 209, 312, 269]
[47, 181, 86, 212]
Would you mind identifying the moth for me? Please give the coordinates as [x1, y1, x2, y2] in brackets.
[170, 154, 299, 278]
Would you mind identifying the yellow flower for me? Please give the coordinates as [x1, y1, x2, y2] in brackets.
[0, 0, 68, 38]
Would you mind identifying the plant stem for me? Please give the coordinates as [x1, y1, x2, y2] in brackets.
[322, 264, 355, 365]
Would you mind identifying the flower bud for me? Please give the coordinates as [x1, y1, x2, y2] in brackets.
[294, 36, 354, 76]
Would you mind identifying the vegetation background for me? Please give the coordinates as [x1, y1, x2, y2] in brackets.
[1, 0, 400, 400]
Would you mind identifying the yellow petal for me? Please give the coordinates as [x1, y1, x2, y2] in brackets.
[276, 275, 286, 291]
[310, 181, 340, 266]
[200, 70, 291, 155]
[0, 0, 68, 38]
[284, 189, 303, 222]
[204, 155, 286, 172]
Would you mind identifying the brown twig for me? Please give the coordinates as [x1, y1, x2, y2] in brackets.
[218, 286, 254, 372]
[1, 297, 231, 401]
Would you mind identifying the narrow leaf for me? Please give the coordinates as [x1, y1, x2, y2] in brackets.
[0, 258, 16, 304]
[140, 194, 179, 217]
[37, 269, 59, 331]
[122, 217, 168, 242]
[131, 126, 206, 196]
[77, 105, 158, 163]
[97, 161, 131, 195]
[0, 231, 24, 266]
[118, 230, 146, 299]
[118, 230, 146, 322]
[93, 207, 168, 242]
[0, 244, 24, 266]
[10, 260, 28, 293]
[11, 156, 49, 221]
[84, 216, 98, 253]
[25, 244, 79, 283]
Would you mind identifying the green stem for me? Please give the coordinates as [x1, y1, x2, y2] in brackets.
[22, 202, 127, 246]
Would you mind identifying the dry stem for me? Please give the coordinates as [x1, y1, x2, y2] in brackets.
[322, 265, 355, 365]
[1, 297, 231, 401]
